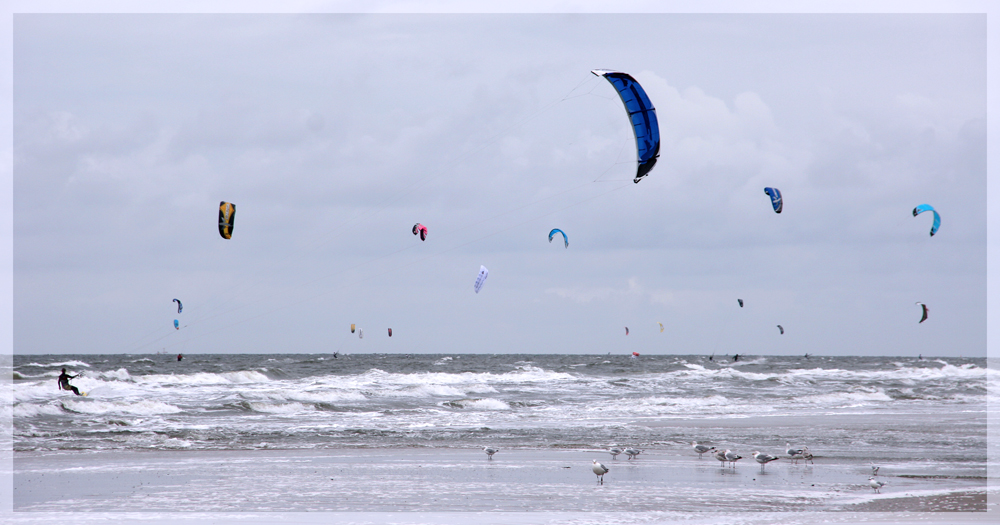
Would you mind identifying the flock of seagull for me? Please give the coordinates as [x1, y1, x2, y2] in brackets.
[485, 442, 888, 492]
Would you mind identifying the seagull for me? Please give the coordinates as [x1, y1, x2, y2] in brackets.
[871, 465, 880, 477]
[592, 460, 610, 484]
[609, 447, 623, 460]
[801, 448, 814, 464]
[724, 449, 743, 468]
[624, 447, 641, 460]
[869, 477, 886, 493]
[786, 442, 804, 457]
[713, 449, 728, 466]
[692, 442, 716, 457]
[752, 451, 780, 472]
[789, 450, 806, 464]
[484, 446, 499, 459]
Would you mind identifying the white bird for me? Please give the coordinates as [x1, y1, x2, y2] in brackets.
[724, 449, 743, 468]
[609, 447, 622, 460]
[871, 465, 880, 476]
[692, 442, 716, 457]
[752, 451, 780, 471]
[869, 477, 886, 493]
[592, 459, 610, 484]
[484, 446, 499, 459]
[624, 447, 641, 460]
[713, 449, 728, 466]
[786, 442, 804, 457]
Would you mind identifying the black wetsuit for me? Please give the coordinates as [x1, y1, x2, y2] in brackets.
[58, 372, 81, 395]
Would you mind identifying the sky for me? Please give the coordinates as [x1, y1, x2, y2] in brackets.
[9, 9, 990, 356]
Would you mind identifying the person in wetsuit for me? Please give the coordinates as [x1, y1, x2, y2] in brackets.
[733, 354, 740, 362]
[57, 368, 82, 395]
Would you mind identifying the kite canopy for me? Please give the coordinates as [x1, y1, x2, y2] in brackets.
[764, 188, 783, 213]
[738, 299, 744, 308]
[173, 298, 183, 314]
[625, 327, 629, 336]
[591, 69, 660, 183]
[359, 328, 364, 339]
[412, 223, 428, 241]
[912, 204, 940, 236]
[777, 325, 784, 335]
[218, 201, 236, 239]
[388, 328, 393, 337]
[548, 228, 568, 248]
[474, 266, 489, 294]
[174, 319, 179, 330]
[658, 322, 664, 333]
[351, 324, 356, 333]
[916, 302, 928, 323]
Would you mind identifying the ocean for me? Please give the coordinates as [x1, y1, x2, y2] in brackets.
[9, 353, 995, 520]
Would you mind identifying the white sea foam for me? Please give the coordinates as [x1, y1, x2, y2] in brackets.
[247, 402, 312, 414]
[135, 370, 270, 385]
[19, 360, 91, 368]
[13, 403, 64, 417]
[61, 399, 183, 416]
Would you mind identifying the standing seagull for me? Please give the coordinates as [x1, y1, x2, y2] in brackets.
[624, 447, 641, 460]
[484, 446, 499, 460]
[752, 451, 780, 472]
[692, 442, 716, 457]
[725, 449, 743, 468]
[869, 477, 886, 493]
[786, 442, 804, 458]
[608, 447, 623, 460]
[871, 465, 880, 477]
[801, 448, 814, 464]
[713, 449, 728, 467]
[592, 460, 610, 484]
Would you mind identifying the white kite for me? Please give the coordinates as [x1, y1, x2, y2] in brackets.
[474, 266, 489, 293]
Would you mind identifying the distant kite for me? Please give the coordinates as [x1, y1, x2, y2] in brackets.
[912, 204, 940, 236]
[218, 201, 236, 239]
[412, 223, 428, 241]
[658, 322, 664, 333]
[351, 324, 356, 333]
[916, 302, 928, 323]
[474, 266, 489, 293]
[388, 328, 393, 337]
[359, 328, 364, 339]
[625, 327, 629, 336]
[764, 188, 783, 213]
[173, 298, 183, 314]
[738, 299, 744, 308]
[174, 319, 180, 330]
[548, 229, 569, 248]
[777, 325, 784, 335]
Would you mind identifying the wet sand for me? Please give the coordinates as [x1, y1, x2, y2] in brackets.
[12, 447, 993, 517]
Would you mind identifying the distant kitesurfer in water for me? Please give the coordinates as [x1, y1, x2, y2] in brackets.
[708, 354, 714, 362]
[57, 368, 82, 396]
[177, 354, 183, 362]
[733, 354, 740, 362]
[918, 354, 922, 360]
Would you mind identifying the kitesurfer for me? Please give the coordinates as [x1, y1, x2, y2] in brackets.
[177, 354, 183, 362]
[733, 354, 740, 362]
[57, 368, 82, 396]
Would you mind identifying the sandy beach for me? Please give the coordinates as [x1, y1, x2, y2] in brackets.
[12, 447, 993, 520]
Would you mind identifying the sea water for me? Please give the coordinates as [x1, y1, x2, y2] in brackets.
[10, 353, 993, 514]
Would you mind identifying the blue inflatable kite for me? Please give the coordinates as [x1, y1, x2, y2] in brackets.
[592, 70, 660, 183]
[548, 228, 568, 248]
[912, 204, 940, 236]
[764, 187, 783, 213]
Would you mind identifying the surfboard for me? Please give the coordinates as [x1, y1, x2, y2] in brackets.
[81, 392, 88, 397]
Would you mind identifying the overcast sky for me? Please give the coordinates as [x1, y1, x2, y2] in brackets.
[10, 11, 988, 356]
